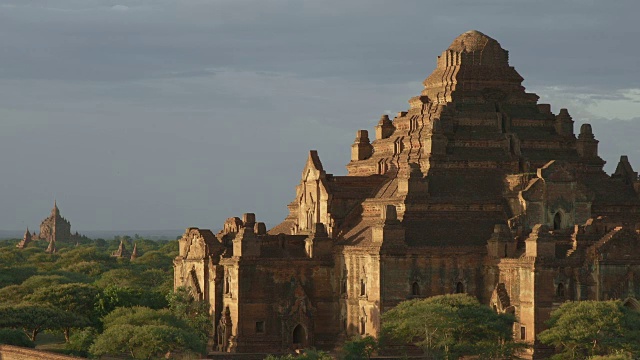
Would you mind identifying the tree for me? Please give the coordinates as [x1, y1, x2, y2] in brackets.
[96, 285, 167, 316]
[265, 349, 332, 360]
[0, 266, 37, 288]
[133, 251, 173, 269]
[62, 260, 105, 277]
[381, 294, 525, 359]
[21, 274, 73, 290]
[0, 284, 31, 305]
[0, 328, 35, 348]
[27, 283, 99, 341]
[65, 327, 98, 357]
[0, 304, 67, 341]
[95, 268, 138, 289]
[89, 306, 206, 359]
[538, 300, 640, 359]
[342, 335, 378, 360]
[167, 286, 212, 341]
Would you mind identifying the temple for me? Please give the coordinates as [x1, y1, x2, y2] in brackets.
[111, 239, 131, 258]
[35, 201, 73, 243]
[17, 201, 85, 249]
[174, 31, 640, 358]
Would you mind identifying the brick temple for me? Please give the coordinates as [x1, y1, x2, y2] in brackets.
[16, 201, 84, 251]
[174, 30, 640, 358]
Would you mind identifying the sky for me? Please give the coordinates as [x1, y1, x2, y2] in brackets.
[1, 0, 639, 232]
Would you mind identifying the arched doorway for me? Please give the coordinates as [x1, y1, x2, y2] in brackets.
[292, 324, 306, 348]
[455, 282, 464, 294]
[412, 282, 420, 296]
[554, 212, 562, 230]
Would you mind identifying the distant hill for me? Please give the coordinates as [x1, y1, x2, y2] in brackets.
[0, 229, 184, 241]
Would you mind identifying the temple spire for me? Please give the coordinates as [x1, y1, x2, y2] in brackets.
[130, 243, 138, 261]
[111, 240, 130, 258]
[52, 199, 60, 217]
[16, 227, 32, 249]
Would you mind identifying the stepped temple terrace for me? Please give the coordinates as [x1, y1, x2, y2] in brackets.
[174, 31, 640, 358]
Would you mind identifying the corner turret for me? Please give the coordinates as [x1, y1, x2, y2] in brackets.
[374, 115, 395, 140]
[576, 123, 599, 159]
[232, 213, 261, 257]
[351, 130, 373, 161]
[555, 108, 574, 137]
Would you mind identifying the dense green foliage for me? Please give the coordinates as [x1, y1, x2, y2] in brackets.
[538, 300, 640, 359]
[341, 336, 377, 360]
[0, 236, 208, 359]
[0, 328, 36, 348]
[90, 306, 206, 359]
[381, 294, 526, 359]
[264, 349, 333, 360]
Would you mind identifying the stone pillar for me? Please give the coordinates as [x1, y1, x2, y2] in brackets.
[233, 213, 260, 257]
[242, 213, 256, 229]
[305, 223, 332, 258]
[351, 130, 373, 161]
[375, 115, 395, 140]
[486, 224, 515, 258]
[254, 222, 267, 235]
[555, 108, 574, 137]
[576, 124, 599, 159]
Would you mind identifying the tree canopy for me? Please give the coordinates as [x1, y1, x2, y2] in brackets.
[381, 294, 525, 359]
[0, 236, 180, 357]
[538, 300, 640, 359]
[90, 306, 206, 359]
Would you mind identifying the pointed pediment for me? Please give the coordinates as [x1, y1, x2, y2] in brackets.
[302, 150, 326, 182]
[612, 155, 638, 185]
[182, 227, 225, 260]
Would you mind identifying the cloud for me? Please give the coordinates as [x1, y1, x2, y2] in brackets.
[1, 0, 640, 230]
[532, 86, 640, 122]
[111, 5, 129, 11]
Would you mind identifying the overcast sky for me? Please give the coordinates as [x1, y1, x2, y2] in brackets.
[1, 0, 639, 232]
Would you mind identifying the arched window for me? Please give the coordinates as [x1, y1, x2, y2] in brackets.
[556, 283, 565, 297]
[360, 279, 366, 296]
[224, 275, 230, 294]
[554, 212, 562, 230]
[455, 282, 465, 294]
[360, 318, 366, 335]
[292, 324, 306, 346]
[412, 282, 420, 296]
[341, 277, 347, 295]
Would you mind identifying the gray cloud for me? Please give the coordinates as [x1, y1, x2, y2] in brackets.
[1, 0, 639, 231]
